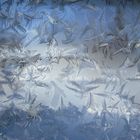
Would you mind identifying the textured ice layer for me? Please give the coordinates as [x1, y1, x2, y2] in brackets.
[0, 0, 140, 140]
[0, 104, 140, 140]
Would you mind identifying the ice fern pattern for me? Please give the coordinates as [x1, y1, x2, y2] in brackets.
[0, 0, 140, 140]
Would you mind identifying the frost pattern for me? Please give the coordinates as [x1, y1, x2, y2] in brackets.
[0, 0, 140, 140]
